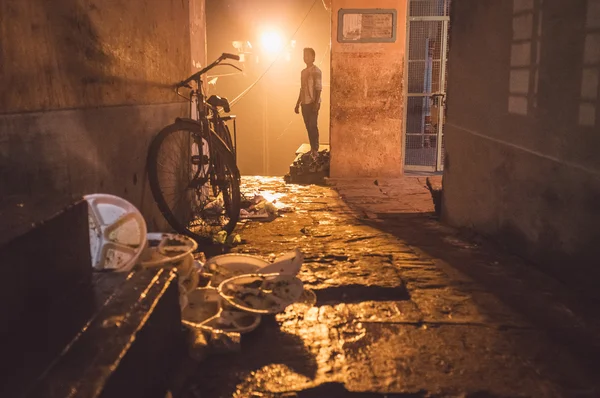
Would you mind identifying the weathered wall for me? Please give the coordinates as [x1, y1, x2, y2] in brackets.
[0, 0, 205, 235]
[190, 0, 208, 73]
[443, 0, 600, 296]
[330, 0, 407, 177]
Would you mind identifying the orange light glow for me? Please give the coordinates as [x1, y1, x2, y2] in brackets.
[260, 31, 283, 54]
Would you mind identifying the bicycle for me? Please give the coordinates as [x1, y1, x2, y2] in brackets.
[147, 53, 242, 243]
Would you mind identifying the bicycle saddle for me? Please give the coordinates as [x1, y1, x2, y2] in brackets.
[207, 95, 231, 113]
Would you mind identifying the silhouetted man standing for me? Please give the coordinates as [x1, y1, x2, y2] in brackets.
[295, 47, 322, 159]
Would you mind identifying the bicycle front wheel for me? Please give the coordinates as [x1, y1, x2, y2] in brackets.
[147, 121, 241, 243]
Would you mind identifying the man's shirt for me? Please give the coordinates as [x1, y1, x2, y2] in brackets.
[300, 65, 323, 105]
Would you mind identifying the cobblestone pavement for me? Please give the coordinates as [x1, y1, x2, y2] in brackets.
[184, 176, 600, 398]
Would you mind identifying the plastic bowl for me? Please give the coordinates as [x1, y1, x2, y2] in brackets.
[182, 287, 261, 334]
[203, 253, 270, 287]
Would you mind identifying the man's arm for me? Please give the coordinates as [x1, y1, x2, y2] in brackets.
[295, 88, 302, 114]
[313, 90, 322, 112]
[313, 68, 323, 111]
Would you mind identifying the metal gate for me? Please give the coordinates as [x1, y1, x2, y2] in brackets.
[404, 0, 450, 172]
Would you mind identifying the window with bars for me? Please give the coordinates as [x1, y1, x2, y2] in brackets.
[579, 0, 600, 127]
[508, 0, 543, 116]
[409, 0, 450, 17]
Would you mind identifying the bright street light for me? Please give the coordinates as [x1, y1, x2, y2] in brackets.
[260, 31, 283, 54]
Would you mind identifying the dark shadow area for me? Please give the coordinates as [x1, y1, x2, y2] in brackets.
[293, 383, 515, 398]
[293, 382, 426, 398]
[314, 284, 410, 306]
[184, 316, 318, 398]
[27, 269, 182, 398]
[0, 199, 182, 397]
[0, 201, 93, 396]
[444, 0, 600, 308]
[425, 177, 442, 217]
[352, 209, 600, 375]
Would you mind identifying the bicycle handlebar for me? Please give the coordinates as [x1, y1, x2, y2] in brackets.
[176, 53, 241, 88]
[222, 53, 240, 61]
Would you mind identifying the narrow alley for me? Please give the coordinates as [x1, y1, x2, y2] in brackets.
[180, 177, 600, 398]
[2, 0, 600, 397]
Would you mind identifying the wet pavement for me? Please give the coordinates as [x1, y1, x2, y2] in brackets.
[182, 176, 600, 398]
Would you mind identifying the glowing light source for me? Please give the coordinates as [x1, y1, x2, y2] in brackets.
[260, 31, 283, 54]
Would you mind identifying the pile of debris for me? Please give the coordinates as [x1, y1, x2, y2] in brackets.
[185, 249, 313, 361]
[84, 193, 311, 363]
[239, 192, 293, 221]
[285, 149, 330, 185]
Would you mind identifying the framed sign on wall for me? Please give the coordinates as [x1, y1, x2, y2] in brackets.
[337, 9, 398, 43]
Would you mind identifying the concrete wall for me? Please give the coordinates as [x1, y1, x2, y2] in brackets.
[330, 0, 407, 177]
[442, 0, 600, 296]
[190, 0, 208, 73]
[0, 0, 206, 234]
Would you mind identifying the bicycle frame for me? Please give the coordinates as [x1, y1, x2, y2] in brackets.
[176, 54, 240, 157]
[175, 54, 242, 193]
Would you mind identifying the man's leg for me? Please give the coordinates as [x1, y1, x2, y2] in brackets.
[301, 105, 312, 148]
[307, 107, 320, 153]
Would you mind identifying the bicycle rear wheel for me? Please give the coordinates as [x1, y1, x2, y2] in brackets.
[147, 121, 240, 243]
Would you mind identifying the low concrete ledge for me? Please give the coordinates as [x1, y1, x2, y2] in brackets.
[26, 268, 182, 398]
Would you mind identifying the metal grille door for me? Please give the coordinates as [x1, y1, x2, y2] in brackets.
[404, 0, 450, 172]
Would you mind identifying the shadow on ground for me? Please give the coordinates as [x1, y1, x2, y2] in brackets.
[357, 210, 600, 373]
[293, 382, 426, 397]
[183, 317, 318, 398]
[314, 285, 410, 305]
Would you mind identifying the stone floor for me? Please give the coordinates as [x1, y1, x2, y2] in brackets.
[182, 176, 600, 398]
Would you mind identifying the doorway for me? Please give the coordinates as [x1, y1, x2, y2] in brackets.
[403, 0, 450, 172]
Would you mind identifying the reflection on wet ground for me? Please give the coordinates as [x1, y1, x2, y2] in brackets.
[182, 177, 600, 398]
